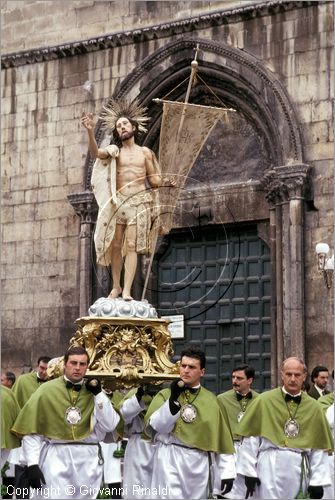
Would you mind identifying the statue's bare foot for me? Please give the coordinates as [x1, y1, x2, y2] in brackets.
[122, 292, 133, 301]
[108, 287, 122, 299]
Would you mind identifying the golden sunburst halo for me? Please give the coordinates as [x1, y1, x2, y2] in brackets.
[99, 97, 150, 133]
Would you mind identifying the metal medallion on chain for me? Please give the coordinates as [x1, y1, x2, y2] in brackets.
[284, 418, 300, 438]
[180, 403, 197, 423]
[237, 410, 245, 423]
[65, 406, 82, 425]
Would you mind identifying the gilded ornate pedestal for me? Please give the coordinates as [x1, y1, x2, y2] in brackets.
[68, 298, 180, 390]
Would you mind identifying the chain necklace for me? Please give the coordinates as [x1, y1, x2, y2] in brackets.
[65, 383, 82, 426]
[282, 391, 300, 438]
[236, 395, 251, 422]
[180, 387, 201, 423]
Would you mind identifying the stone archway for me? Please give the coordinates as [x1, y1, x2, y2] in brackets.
[85, 37, 304, 187]
[75, 38, 311, 384]
[115, 38, 303, 159]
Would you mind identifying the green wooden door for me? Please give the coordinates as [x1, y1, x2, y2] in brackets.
[155, 224, 271, 394]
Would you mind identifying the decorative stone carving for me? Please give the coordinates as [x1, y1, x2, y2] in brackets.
[261, 169, 289, 205]
[261, 164, 311, 205]
[275, 164, 311, 200]
[67, 191, 97, 231]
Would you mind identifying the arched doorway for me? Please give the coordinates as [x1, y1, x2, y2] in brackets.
[80, 37, 310, 385]
[153, 224, 271, 394]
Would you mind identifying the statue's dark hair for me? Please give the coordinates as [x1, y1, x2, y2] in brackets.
[112, 116, 139, 148]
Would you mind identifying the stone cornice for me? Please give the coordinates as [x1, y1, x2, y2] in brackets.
[1, 0, 321, 68]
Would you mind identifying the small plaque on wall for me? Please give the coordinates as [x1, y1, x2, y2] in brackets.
[161, 315, 184, 339]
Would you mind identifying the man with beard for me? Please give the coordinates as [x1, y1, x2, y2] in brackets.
[308, 365, 330, 400]
[81, 99, 163, 301]
[217, 364, 259, 498]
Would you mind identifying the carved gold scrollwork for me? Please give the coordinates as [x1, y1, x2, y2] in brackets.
[69, 316, 180, 389]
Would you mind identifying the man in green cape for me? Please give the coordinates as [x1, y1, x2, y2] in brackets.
[11, 346, 120, 499]
[144, 346, 236, 499]
[318, 369, 334, 499]
[217, 364, 259, 498]
[12, 356, 51, 409]
[1, 386, 21, 499]
[1, 386, 21, 468]
[11, 355, 51, 499]
[236, 357, 333, 499]
[119, 385, 159, 499]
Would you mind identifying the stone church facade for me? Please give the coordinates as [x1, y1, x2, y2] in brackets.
[1, 1, 333, 389]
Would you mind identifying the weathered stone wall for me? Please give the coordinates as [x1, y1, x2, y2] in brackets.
[1, 0, 254, 53]
[1, 1, 333, 373]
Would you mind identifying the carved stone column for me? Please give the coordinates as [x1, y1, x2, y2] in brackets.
[262, 164, 311, 380]
[68, 191, 97, 317]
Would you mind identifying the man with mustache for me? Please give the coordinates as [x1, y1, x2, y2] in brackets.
[308, 365, 330, 400]
[217, 364, 259, 498]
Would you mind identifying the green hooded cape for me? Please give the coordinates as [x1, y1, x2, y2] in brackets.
[144, 387, 234, 454]
[217, 389, 259, 439]
[237, 387, 334, 451]
[12, 376, 94, 441]
[318, 393, 334, 412]
[1, 386, 21, 449]
[117, 388, 153, 415]
[117, 388, 154, 441]
[12, 371, 42, 408]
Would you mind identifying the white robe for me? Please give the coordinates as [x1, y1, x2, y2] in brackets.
[221, 440, 256, 499]
[120, 395, 156, 499]
[22, 392, 120, 499]
[147, 399, 235, 500]
[323, 403, 334, 500]
[237, 436, 331, 499]
[100, 442, 122, 484]
[1, 448, 10, 469]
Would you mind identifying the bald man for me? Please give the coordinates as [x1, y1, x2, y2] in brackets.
[236, 357, 333, 499]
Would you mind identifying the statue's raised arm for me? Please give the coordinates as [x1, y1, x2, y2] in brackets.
[81, 98, 162, 302]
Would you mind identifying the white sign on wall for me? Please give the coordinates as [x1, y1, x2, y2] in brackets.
[161, 314, 184, 339]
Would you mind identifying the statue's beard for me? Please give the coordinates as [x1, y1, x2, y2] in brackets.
[120, 130, 135, 141]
